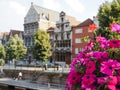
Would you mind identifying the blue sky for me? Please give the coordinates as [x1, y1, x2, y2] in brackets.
[0, 0, 112, 32]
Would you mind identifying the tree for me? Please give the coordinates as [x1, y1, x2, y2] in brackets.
[0, 44, 6, 59]
[97, 0, 120, 39]
[5, 34, 27, 62]
[33, 30, 52, 62]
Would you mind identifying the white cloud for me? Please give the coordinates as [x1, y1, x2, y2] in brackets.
[65, 0, 85, 13]
[42, 0, 61, 12]
[9, 1, 26, 16]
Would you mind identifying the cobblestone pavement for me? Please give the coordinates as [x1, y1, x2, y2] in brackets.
[0, 78, 65, 90]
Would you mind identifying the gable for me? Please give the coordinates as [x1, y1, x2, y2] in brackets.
[24, 5, 39, 24]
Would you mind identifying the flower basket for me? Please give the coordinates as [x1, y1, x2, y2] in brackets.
[66, 23, 120, 90]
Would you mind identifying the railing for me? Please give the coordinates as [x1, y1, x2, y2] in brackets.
[3, 64, 70, 73]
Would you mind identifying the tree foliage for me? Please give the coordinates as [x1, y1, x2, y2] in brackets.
[5, 34, 27, 61]
[0, 44, 6, 59]
[0, 59, 5, 66]
[33, 30, 51, 62]
[97, 0, 120, 39]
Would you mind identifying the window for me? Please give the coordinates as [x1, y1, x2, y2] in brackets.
[75, 48, 78, 54]
[67, 32, 70, 39]
[55, 34, 58, 40]
[56, 24, 59, 28]
[88, 29, 92, 32]
[61, 33, 64, 39]
[75, 38, 82, 43]
[75, 29, 83, 33]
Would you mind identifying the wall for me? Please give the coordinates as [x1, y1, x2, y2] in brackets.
[3, 69, 68, 86]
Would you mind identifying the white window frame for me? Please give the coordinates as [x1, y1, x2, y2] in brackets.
[88, 29, 92, 32]
[75, 48, 78, 54]
[75, 29, 83, 33]
[75, 38, 82, 43]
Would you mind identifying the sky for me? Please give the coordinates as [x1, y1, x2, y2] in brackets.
[0, 0, 112, 32]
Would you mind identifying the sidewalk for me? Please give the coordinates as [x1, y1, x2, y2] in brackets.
[0, 78, 65, 90]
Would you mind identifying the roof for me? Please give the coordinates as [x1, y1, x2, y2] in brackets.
[66, 16, 80, 26]
[10, 30, 23, 35]
[33, 4, 59, 22]
[76, 18, 93, 27]
[47, 27, 54, 32]
[28, 3, 80, 25]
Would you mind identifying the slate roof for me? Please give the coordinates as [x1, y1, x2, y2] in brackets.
[33, 5, 59, 22]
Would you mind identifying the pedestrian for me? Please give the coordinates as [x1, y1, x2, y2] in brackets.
[18, 72, 22, 80]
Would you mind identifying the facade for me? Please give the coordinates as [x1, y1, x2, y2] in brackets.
[24, 3, 60, 60]
[72, 18, 99, 58]
[24, 3, 79, 61]
[51, 11, 72, 66]
[47, 27, 54, 62]
[2, 30, 23, 46]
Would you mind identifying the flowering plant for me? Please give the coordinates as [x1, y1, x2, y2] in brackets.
[66, 23, 120, 90]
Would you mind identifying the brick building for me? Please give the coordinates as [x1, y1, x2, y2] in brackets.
[72, 18, 95, 58]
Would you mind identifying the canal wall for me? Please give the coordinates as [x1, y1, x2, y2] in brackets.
[3, 69, 68, 86]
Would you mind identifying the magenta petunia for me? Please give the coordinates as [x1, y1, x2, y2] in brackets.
[107, 76, 117, 90]
[92, 51, 102, 60]
[82, 74, 96, 90]
[67, 71, 82, 85]
[101, 51, 108, 59]
[100, 59, 120, 75]
[97, 77, 107, 84]
[110, 23, 120, 33]
[86, 61, 96, 74]
[108, 39, 120, 48]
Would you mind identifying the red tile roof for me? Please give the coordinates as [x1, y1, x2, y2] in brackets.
[75, 18, 93, 27]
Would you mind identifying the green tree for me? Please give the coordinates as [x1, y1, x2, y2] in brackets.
[0, 44, 6, 59]
[33, 30, 51, 62]
[5, 34, 27, 62]
[97, 0, 120, 39]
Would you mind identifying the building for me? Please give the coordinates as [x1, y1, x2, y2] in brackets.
[24, 3, 79, 61]
[2, 30, 23, 46]
[72, 18, 98, 58]
[48, 11, 72, 66]
[0, 32, 5, 44]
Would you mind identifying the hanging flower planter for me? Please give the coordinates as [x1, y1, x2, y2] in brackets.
[66, 23, 120, 90]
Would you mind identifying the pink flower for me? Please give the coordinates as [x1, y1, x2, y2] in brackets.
[107, 76, 117, 90]
[82, 74, 96, 90]
[86, 61, 96, 74]
[83, 40, 94, 52]
[117, 76, 120, 85]
[108, 39, 120, 48]
[110, 23, 120, 33]
[96, 36, 108, 49]
[92, 51, 102, 60]
[102, 51, 108, 59]
[77, 51, 85, 58]
[67, 71, 81, 86]
[100, 59, 120, 75]
[98, 77, 108, 84]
